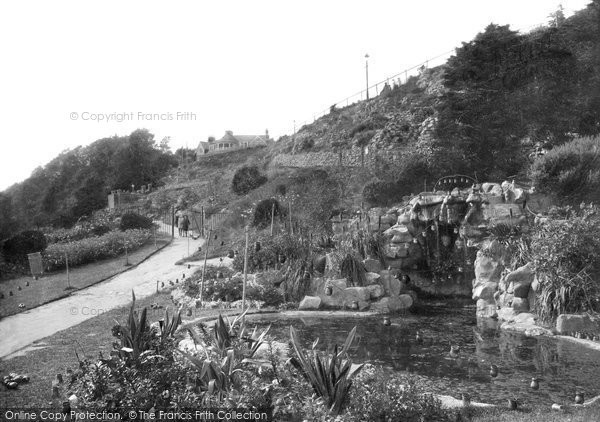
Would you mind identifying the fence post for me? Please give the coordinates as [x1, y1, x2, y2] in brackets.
[199, 229, 212, 304]
[201, 206, 205, 238]
[65, 253, 71, 290]
[171, 206, 175, 239]
[270, 203, 275, 236]
[289, 202, 293, 235]
[242, 226, 249, 320]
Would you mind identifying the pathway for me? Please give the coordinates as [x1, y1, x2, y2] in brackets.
[0, 234, 209, 358]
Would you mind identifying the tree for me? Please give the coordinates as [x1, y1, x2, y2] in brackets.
[231, 166, 267, 195]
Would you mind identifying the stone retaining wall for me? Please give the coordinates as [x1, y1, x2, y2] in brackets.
[271, 147, 406, 169]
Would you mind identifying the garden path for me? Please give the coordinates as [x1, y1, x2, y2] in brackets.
[0, 234, 214, 358]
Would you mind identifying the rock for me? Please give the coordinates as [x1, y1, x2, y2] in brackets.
[366, 284, 385, 299]
[500, 312, 553, 336]
[365, 271, 381, 284]
[363, 259, 382, 273]
[299, 296, 321, 310]
[497, 307, 517, 322]
[474, 255, 503, 284]
[386, 294, 413, 312]
[353, 300, 370, 311]
[370, 297, 391, 313]
[556, 314, 597, 335]
[319, 278, 349, 308]
[527, 287, 536, 311]
[472, 282, 498, 302]
[504, 263, 534, 298]
[476, 299, 497, 318]
[343, 287, 370, 302]
[512, 297, 529, 313]
[380, 269, 402, 296]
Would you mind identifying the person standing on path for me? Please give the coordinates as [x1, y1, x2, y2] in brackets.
[182, 215, 190, 237]
[177, 211, 186, 237]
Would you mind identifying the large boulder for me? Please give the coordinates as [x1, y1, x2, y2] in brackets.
[380, 269, 402, 296]
[318, 278, 348, 308]
[365, 272, 381, 284]
[472, 282, 498, 302]
[511, 297, 529, 313]
[504, 263, 534, 298]
[556, 314, 597, 335]
[474, 254, 503, 284]
[476, 299, 497, 318]
[370, 295, 413, 313]
[299, 296, 321, 310]
[366, 284, 385, 300]
[343, 286, 370, 302]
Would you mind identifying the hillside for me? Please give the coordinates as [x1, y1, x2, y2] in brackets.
[3, 2, 600, 238]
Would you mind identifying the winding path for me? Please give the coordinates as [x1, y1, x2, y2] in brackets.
[0, 235, 205, 359]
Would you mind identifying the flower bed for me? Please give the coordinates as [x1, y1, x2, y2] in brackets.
[43, 229, 151, 271]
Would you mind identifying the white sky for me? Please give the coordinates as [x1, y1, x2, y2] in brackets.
[0, 0, 591, 191]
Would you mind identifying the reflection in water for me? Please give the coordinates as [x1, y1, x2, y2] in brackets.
[251, 305, 600, 406]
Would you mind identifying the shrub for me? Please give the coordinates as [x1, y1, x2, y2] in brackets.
[529, 204, 600, 322]
[252, 198, 284, 228]
[44, 223, 110, 244]
[43, 229, 151, 271]
[343, 366, 451, 422]
[363, 180, 402, 207]
[120, 212, 155, 231]
[529, 136, 600, 205]
[246, 270, 285, 307]
[288, 326, 363, 414]
[2, 230, 47, 264]
[231, 233, 310, 273]
[231, 166, 268, 195]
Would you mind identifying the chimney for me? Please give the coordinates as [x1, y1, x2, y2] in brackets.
[225, 130, 233, 136]
[265, 129, 269, 139]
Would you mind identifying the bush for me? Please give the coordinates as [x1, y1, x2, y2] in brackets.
[2, 230, 47, 264]
[43, 229, 151, 271]
[44, 223, 110, 244]
[231, 233, 310, 273]
[246, 270, 285, 307]
[529, 204, 600, 322]
[529, 136, 600, 205]
[231, 166, 268, 195]
[120, 213, 155, 231]
[252, 198, 284, 228]
[343, 366, 450, 422]
[363, 180, 402, 207]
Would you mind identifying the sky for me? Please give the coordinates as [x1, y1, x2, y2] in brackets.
[0, 0, 592, 191]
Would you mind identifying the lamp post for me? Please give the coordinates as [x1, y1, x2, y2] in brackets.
[365, 54, 370, 100]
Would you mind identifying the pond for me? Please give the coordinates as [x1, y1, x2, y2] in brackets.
[248, 304, 600, 407]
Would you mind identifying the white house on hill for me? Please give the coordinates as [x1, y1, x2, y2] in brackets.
[196, 130, 272, 155]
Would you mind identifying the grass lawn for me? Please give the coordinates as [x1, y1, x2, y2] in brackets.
[0, 290, 250, 407]
[0, 236, 171, 318]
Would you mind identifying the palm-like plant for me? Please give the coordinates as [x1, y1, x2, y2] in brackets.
[288, 325, 364, 414]
[116, 291, 152, 360]
[177, 311, 271, 396]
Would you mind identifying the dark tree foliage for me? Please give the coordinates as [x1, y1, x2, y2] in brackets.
[252, 198, 284, 228]
[0, 193, 16, 241]
[2, 230, 47, 264]
[2, 129, 178, 230]
[119, 213, 155, 231]
[435, 11, 597, 180]
[231, 165, 268, 195]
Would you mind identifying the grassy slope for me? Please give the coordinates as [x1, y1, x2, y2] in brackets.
[0, 237, 170, 318]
